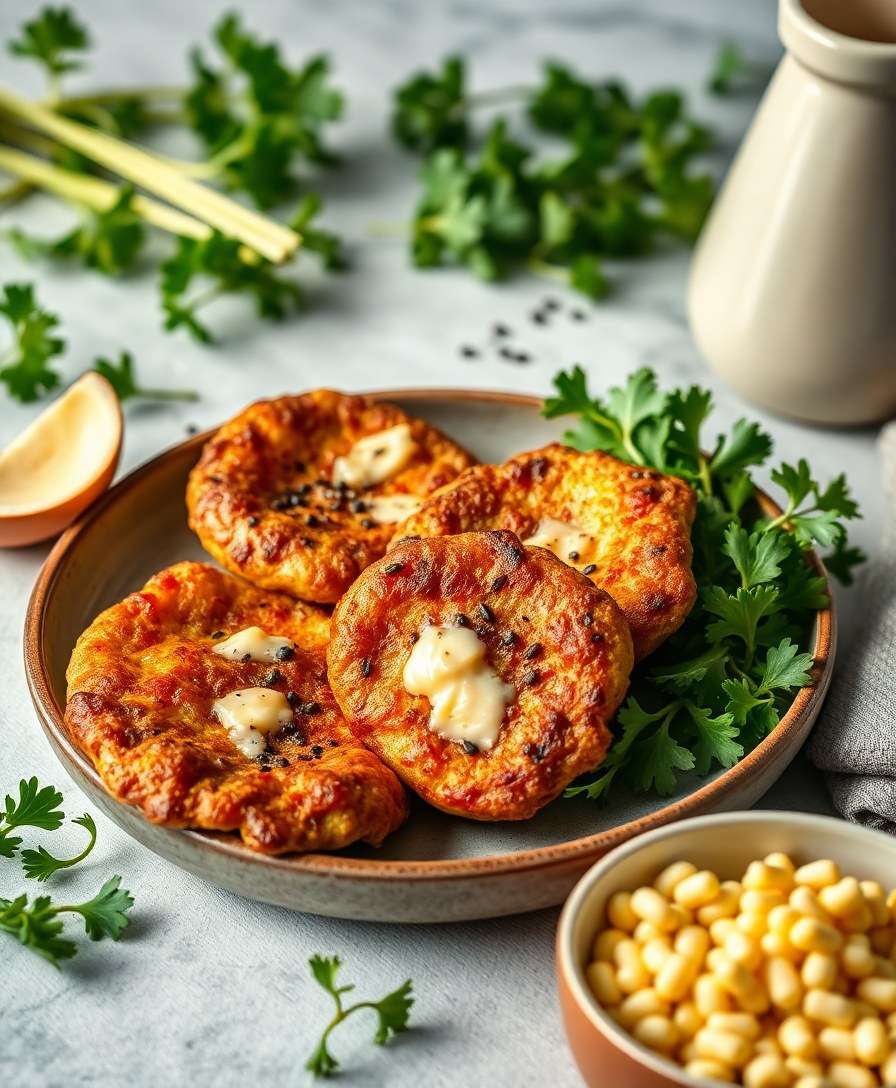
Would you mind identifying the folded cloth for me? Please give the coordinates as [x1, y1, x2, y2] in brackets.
[808, 422, 896, 830]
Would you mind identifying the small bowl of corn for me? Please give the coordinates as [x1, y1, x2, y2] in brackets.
[556, 811, 896, 1088]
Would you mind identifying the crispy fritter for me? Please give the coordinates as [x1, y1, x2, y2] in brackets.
[326, 531, 634, 821]
[64, 562, 407, 854]
[392, 444, 696, 659]
[186, 390, 475, 604]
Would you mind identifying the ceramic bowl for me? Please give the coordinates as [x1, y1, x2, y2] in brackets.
[25, 390, 836, 923]
[556, 810, 896, 1087]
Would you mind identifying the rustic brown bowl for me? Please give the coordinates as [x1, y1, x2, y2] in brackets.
[23, 390, 836, 923]
[556, 811, 896, 1087]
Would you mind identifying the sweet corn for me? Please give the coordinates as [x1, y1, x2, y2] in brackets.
[606, 890, 639, 932]
[674, 870, 721, 910]
[654, 860, 698, 898]
[586, 853, 896, 1088]
[795, 859, 841, 890]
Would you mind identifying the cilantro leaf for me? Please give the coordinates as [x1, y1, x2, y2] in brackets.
[686, 704, 742, 775]
[757, 638, 814, 693]
[710, 419, 773, 479]
[0, 283, 65, 401]
[704, 585, 780, 653]
[21, 813, 97, 882]
[7, 6, 89, 83]
[3, 778, 65, 834]
[0, 893, 77, 967]
[723, 525, 790, 589]
[93, 351, 198, 403]
[306, 954, 414, 1078]
[629, 721, 695, 795]
[68, 875, 134, 941]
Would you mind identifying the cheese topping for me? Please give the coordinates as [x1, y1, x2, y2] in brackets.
[403, 625, 514, 751]
[212, 626, 295, 663]
[524, 516, 592, 565]
[213, 688, 293, 758]
[332, 424, 416, 489]
[365, 493, 422, 525]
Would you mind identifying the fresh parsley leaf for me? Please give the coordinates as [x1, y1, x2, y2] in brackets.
[709, 419, 773, 479]
[707, 41, 770, 97]
[0, 876, 134, 966]
[823, 538, 866, 586]
[7, 6, 89, 84]
[757, 638, 814, 694]
[306, 954, 413, 1078]
[0, 283, 66, 402]
[21, 813, 97, 882]
[685, 704, 742, 775]
[393, 56, 467, 152]
[289, 193, 348, 272]
[6, 186, 146, 277]
[93, 350, 198, 403]
[723, 525, 790, 589]
[1, 777, 65, 850]
[629, 720, 695, 795]
[184, 13, 343, 207]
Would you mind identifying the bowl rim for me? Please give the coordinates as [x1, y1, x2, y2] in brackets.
[24, 387, 835, 882]
[556, 809, 896, 1088]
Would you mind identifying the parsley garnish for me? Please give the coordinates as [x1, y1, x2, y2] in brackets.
[306, 954, 413, 1078]
[0, 283, 66, 402]
[6, 6, 89, 97]
[0, 777, 65, 859]
[394, 58, 715, 297]
[21, 813, 97, 882]
[707, 42, 771, 97]
[549, 366, 864, 800]
[0, 876, 134, 967]
[93, 350, 198, 402]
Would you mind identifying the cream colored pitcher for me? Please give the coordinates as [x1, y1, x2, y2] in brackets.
[688, 0, 896, 426]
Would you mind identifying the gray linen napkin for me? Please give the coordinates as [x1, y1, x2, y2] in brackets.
[808, 423, 896, 829]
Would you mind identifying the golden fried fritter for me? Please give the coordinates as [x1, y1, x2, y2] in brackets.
[326, 531, 634, 821]
[187, 390, 475, 604]
[393, 444, 696, 659]
[65, 562, 407, 854]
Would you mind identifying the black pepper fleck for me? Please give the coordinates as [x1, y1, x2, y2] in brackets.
[591, 632, 605, 645]
[524, 643, 543, 661]
[300, 701, 322, 716]
[275, 645, 295, 662]
[493, 322, 511, 338]
[361, 657, 372, 678]
[477, 602, 495, 623]
[491, 574, 509, 592]
[350, 499, 367, 513]
[261, 668, 283, 687]
[460, 345, 479, 358]
[582, 564, 597, 576]
[211, 631, 224, 639]
[568, 550, 580, 562]
[311, 745, 324, 758]
[286, 690, 301, 707]
[501, 630, 517, 646]
[571, 309, 587, 321]
[461, 740, 479, 755]
[306, 514, 321, 528]
[454, 613, 470, 628]
[521, 669, 540, 686]
[247, 516, 258, 527]
[384, 562, 404, 575]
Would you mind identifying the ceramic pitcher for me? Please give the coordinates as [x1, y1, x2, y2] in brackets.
[688, 0, 896, 426]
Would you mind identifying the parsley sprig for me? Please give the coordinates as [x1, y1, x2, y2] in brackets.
[306, 955, 413, 1078]
[0, 776, 135, 966]
[393, 57, 715, 297]
[547, 366, 863, 801]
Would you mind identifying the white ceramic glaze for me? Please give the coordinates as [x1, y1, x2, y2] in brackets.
[25, 392, 835, 923]
[689, 0, 896, 425]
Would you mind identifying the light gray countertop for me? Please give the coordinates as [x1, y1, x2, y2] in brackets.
[0, 1, 883, 1085]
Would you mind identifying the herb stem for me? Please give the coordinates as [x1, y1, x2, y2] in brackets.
[460, 83, 533, 112]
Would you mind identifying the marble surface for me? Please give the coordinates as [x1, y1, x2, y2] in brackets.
[0, 1, 884, 1085]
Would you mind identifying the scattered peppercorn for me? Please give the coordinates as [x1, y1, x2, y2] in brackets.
[477, 602, 495, 623]
[524, 643, 543, 661]
[261, 668, 283, 687]
[490, 574, 509, 592]
[300, 701, 322, 716]
[275, 645, 296, 662]
[461, 740, 479, 755]
[384, 562, 404, 575]
[361, 657, 372, 678]
[530, 310, 547, 325]
[306, 514, 321, 528]
[493, 322, 511, 338]
[186, 423, 199, 435]
[521, 669, 539, 686]
[311, 745, 324, 758]
[582, 563, 597, 575]
[211, 631, 224, 639]
[571, 309, 587, 322]
[568, 550, 580, 561]
[460, 345, 479, 358]
[501, 630, 517, 646]
[350, 499, 367, 513]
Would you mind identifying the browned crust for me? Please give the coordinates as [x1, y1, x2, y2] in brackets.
[64, 562, 408, 854]
[392, 444, 697, 659]
[186, 390, 476, 604]
[327, 531, 634, 822]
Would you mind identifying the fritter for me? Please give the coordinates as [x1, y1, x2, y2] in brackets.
[326, 531, 634, 821]
[64, 562, 407, 854]
[186, 390, 475, 604]
[392, 443, 696, 659]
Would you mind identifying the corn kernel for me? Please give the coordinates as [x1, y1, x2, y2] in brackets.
[586, 961, 622, 1007]
[856, 976, 896, 1012]
[742, 889, 787, 915]
[674, 870, 721, 910]
[695, 973, 732, 1017]
[842, 935, 875, 980]
[791, 917, 843, 955]
[616, 988, 669, 1028]
[853, 1015, 889, 1065]
[743, 1052, 789, 1088]
[790, 886, 834, 923]
[654, 860, 698, 899]
[726, 930, 763, 971]
[803, 989, 857, 1028]
[859, 880, 889, 927]
[673, 1001, 703, 1040]
[694, 1027, 753, 1066]
[778, 1015, 818, 1059]
[794, 859, 841, 890]
[827, 1062, 875, 1088]
[606, 890, 639, 932]
[707, 1011, 761, 1039]
[593, 927, 627, 962]
[675, 925, 710, 964]
[641, 937, 673, 976]
[737, 912, 770, 939]
[632, 1013, 678, 1053]
[744, 861, 793, 894]
[803, 952, 839, 991]
[684, 1059, 735, 1082]
[655, 953, 696, 1002]
[818, 1026, 856, 1061]
[765, 956, 803, 1011]
[698, 881, 742, 926]
[630, 887, 676, 931]
[715, 956, 770, 1015]
[765, 852, 795, 875]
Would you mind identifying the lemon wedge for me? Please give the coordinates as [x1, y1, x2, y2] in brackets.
[0, 372, 122, 547]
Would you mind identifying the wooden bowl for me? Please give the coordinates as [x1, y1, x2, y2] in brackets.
[556, 811, 896, 1087]
[23, 390, 836, 923]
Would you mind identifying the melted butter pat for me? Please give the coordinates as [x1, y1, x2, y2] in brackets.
[212, 626, 295, 663]
[403, 626, 514, 751]
[365, 493, 422, 525]
[332, 424, 415, 489]
[213, 688, 293, 758]
[524, 516, 592, 564]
